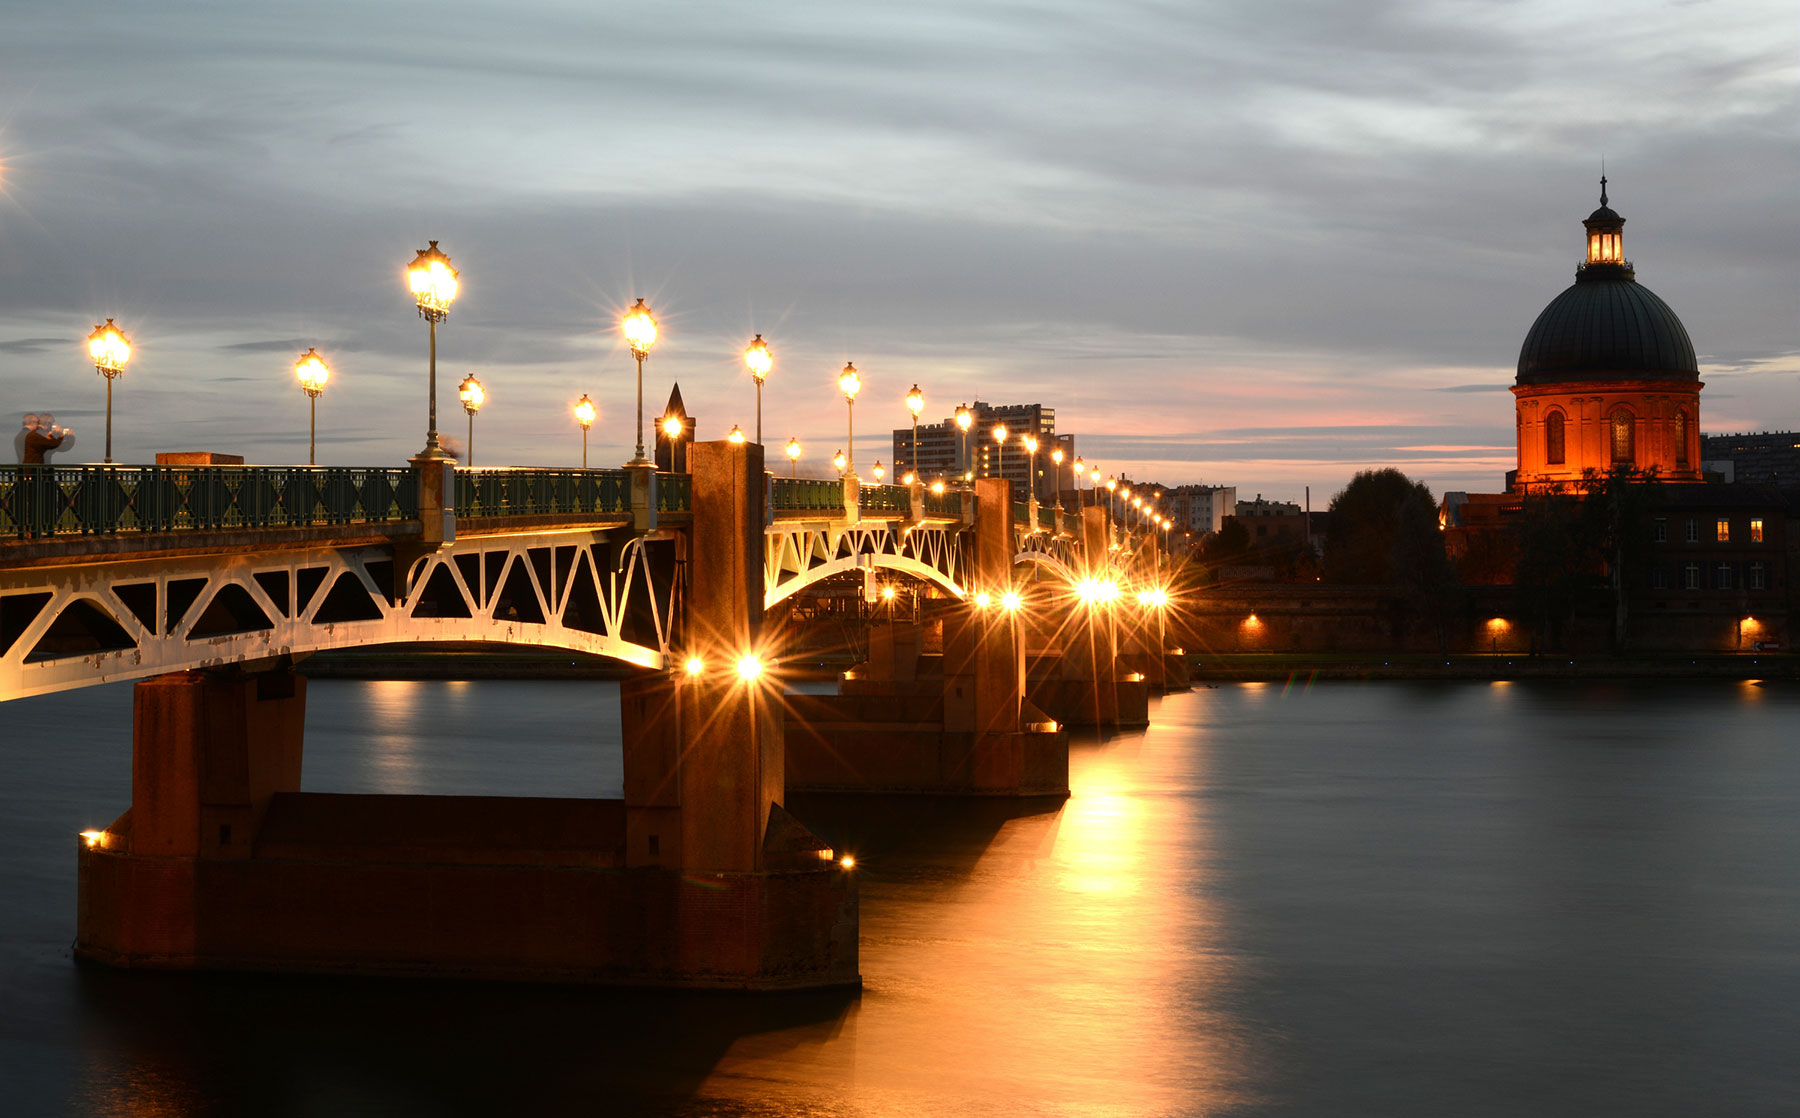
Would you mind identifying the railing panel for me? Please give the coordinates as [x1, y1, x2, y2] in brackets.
[0, 465, 419, 540]
[922, 487, 961, 518]
[455, 467, 632, 518]
[770, 476, 843, 513]
[657, 472, 691, 513]
[860, 484, 911, 514]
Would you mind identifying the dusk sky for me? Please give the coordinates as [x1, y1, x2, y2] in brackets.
[1, 1, 1794, 504]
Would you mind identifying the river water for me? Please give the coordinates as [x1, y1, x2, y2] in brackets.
[2, 678, 1796, 1116]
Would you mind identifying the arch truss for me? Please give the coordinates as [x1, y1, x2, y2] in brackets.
[0, 528, 677, 702]
[765, 518, 965, 607]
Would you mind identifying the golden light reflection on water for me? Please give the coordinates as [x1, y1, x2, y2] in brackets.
[698, 692, 1251, 1114]
[364, 680, 426, 793]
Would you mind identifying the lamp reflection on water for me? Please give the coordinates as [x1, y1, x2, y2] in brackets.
[694, 696, 1246, 1112]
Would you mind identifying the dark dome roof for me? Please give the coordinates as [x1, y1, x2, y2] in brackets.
[1586, 204, 1622, 224]
[1516, 269, 1698, 385]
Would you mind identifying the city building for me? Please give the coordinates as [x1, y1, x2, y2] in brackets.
[1233, 494, 1308, 547]
[1510, 179, 1703, 490]
[893, 401, 1072, 501]
[1440, 182, 1791, 649]
[1164, 484, 1236, 537]
[1701, 431, 1800, 488]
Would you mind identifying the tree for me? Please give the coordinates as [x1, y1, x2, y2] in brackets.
[1323, 469, 1445, 586]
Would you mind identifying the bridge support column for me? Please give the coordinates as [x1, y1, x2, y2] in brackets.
[787, 477, 1068, 796]
[77, 667, 306, 965]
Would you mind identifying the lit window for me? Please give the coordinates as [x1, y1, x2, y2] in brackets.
[1716, 564, 1733, 591]
[1685, 519, 1699, 544]
[1683, 563, 1700, 590]
[1749, 563, 1765, 591]
[1750, 518, 1764, 543]
[1611, 412, 1634, 464]
[1546, 412, 1565, 465]
[1674, 412, 1688, 467]
[1654, 518, 1667, 543]
[1717, 519, 1730, 543]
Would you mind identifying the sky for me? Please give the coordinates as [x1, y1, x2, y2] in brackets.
[1, 0, 1794, 504]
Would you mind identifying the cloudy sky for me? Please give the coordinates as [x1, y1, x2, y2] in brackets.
[1, 0, 1794, 503]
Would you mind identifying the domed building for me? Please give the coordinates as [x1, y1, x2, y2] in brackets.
[1510, 179, 1703, 489]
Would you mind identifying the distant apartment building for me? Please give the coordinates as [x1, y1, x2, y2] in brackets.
[1164, 484, 1236, 538]
[893, 400, 1073, 501]
[1701, 430, 1799, 488]
[1234, 494, 1309, 547]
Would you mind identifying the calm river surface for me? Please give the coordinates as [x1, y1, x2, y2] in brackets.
[2, 678, 1797, 1116]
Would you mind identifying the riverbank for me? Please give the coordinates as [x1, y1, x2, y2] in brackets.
[1188, 652, 1798, 682]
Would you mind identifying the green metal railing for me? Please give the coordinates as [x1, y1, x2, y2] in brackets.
[860, 484, 911, 514]
[0, 465, 418, 541]
[922, 487, 962, 519]
[657, 472, 692, 513]
[1013, 501, 1030, 526]
[456, 468, 631, 519]
[770, 476, 844, 513]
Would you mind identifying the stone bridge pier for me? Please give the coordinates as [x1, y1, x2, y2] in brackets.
[75, 441, 858, 990]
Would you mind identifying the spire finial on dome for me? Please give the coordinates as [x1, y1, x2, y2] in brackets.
[1599, 173, 1608, 208]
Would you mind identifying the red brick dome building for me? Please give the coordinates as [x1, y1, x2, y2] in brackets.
[1510, 180, 1703, 490]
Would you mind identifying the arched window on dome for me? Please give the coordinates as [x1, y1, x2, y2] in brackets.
[1610, 411, 1635, 465]
[1545, 411, 1566, 465]
[1673, 411, 1689, 467]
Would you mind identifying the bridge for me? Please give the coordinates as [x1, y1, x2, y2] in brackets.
[2, 447, 1174, 990]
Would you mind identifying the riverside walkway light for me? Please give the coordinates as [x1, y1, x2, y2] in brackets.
[955, 404, 972, 479]
[1050, 446, 1064, 512]
[87, 319, 131, 463]
[622, 298, 657, 466]
[745, 334, 771, 443]
[458, 374, 484, 466]
[833, 448, 847, 476]
[1022, 433, 1038, 502]
[574, 393, 596, 467]
[873, 460, 885, 483]
[992, 422, 1007, 482]
[295, 348, 330, 465]
[786, 436, 801, 476]
[405, 240, 458, 461]
[906, 383, 924, 474]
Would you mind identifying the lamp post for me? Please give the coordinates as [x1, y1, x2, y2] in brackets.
[405, 241, 459, 461]
[873, 460, 885, 484]
[1022, 433, 1038, 503]
[906, 384, 924, 476]
[992, 422, 1008, 486]
[458, 374, 485, 466]
[661, 413, 686, 472]
[622, 298, 657, 466]
[839, 362, 860, 478]
[955, 404, 972, 482]
[745, 334, 771, 444]
[1051, 446, 1064, 513]
[1073, 456, 1085, 507]
[295, 348, 329, 466]
[575, 394, 596, 468]
[833, 448, 847, 476]
[1105, 475, 1118, 523]
[86, 319, 131, 463]
[786, 436, 801, 477]
[727, 424, 747, 445]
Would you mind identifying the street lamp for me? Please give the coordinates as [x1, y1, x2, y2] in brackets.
[906, 383, 924, 476]
[295, 347, 329, 466]
[839, 362, 860, 477]
[661, 412, 686, 472]
[1073, 455, 1085, 507]
[87, 319, 131, 463]
[405, 240, 459, 461]
[458, 374, 485, 467]
[833, 448, 847, 476]
[744, 334, 771, 444]
[728, 424, 746, 444]
[1022, 433, 1038, 503]
[873, 460, 885, 483]
[1051, 446, 1065, 513]
[623, 298, 657, 466]
[992, 422, 1008, 485]
[574, 394, 596, 467]
[1105, 475, 1118, 523]
[786, 436, 801, 477]
[955, 404, 972, 481]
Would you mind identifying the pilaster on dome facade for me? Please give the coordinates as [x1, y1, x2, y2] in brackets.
[1510, 181, 1703, 491]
